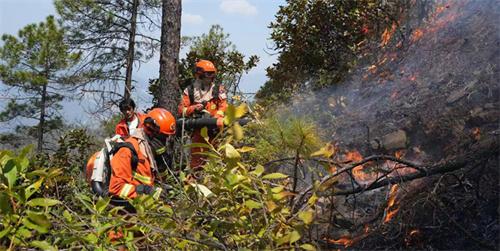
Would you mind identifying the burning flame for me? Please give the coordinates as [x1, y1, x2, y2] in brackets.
[395, 150, 406, 159]
[344, 150, 378, 182]
[411, 28, 424, 42]
[383, 184, 400, 223]
[380, 23, 397, 46]
[327, 236, 353, 247]
[409, 2, 463, 44]
[472, 127, 481, 140]
[345, 150, 363, 163]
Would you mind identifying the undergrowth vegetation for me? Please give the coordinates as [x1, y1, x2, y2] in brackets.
[0, 104, 328, 250]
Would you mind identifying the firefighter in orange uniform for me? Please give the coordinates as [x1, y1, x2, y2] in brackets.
[178, 59, 227, 170]
[109, 108, 176, 199]
[115, 98, 146, 138]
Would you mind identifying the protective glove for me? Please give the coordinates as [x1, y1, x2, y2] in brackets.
[136, 185, 163, 200]
[136, 184, 154, 195]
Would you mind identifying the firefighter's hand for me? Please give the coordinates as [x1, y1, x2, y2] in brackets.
[192, 104, 204, 111]
[136, 184, 154, 195]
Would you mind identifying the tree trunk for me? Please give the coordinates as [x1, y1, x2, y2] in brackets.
[157, 0, 181, 115]
[124, 0, 139, 100]
[37, 83, 48, 152]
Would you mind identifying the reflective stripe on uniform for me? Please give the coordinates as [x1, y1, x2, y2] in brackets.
[216, 110, 224, 116]
[133, 172, 152, 185]
[182, 107, 188, 117]
[119, 184, 134, 198]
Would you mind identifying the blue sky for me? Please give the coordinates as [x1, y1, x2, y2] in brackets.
[0, 0, 285, 126]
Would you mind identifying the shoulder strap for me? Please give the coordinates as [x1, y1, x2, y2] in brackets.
[109, 142, 139, 172]
[188, 83, 195, 104]
[212, 82, 220, 100]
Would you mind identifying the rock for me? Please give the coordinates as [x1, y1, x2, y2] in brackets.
[371, 129, 408, 150]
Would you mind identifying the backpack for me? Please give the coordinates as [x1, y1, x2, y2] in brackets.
[85, 136, 138, 197]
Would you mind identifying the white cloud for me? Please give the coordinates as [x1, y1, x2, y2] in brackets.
[219, 0, 258, 16]
[182, 13, 204, 25]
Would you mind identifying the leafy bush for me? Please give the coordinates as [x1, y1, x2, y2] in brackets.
[0, 107, 324, 250]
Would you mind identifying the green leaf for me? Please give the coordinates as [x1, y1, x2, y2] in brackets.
[251, 165, 264, 177]
[16, 156, 30, 174]
[234, 103, 248, 118]
[200, 127, 209, 142]
[272, 191, 295, 200]
[262, 172, 288, 180]
[187, 142, 212, 149]
[271, 186, 284, 193]
[225, 173, 244, 186]
[223, 104, 236, 125]
[63, 210, 72, 222]
[17, 227, 32, 238]
[0, 192, 12, 214]
[233, 122, 244, 140]
[277, 233, 290, 246]
[31, 240, 57, 251]
[84, 233, 98, 244]
[289, 230, 301, 244]
[95, 197, 110, 213]
[2, 159, 17, 188]
[0, 226, 12, 239]
[224, 143, 241, 160]
[190, 183, 214, 198]
[25, 178, 44, 200]
[308, 193, 318, 206]
[27, 198, 61, 207]
[298, 210, 314, 225]
[300, 243, 317, 251]
[237, 146, 255, 153]
[244, 200, 261, 209]
[23, 212, 50, 233]
[310, 143, 336, 158]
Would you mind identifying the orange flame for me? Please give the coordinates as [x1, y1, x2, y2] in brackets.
[345, 150, 378, 182]
[395, 150, 406, 159]
[387, 184, 399, 208]
[380, 23, 396, 46]
[411, 28, 424, 42]
[472, 127, 481, 140]
[383, 184, 400, 223]
[384, 208, 400, 223]
[345, 150, 363, 163]
[328, 236, 353, 247]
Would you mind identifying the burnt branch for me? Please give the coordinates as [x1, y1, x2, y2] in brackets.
[293, 138, 498, 213]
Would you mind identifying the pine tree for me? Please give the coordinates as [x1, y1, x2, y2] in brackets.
[55, 0, 161, 103]
[0, 16, 84, 152]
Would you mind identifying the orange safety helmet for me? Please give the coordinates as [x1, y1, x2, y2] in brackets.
[195, 59, 217, 76]
[144, 108, 176, 135]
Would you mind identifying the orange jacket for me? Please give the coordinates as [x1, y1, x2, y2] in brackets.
[108, 136, 154, 199]
[178, 82, 227, 119]
[115, 113, 146, 137]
